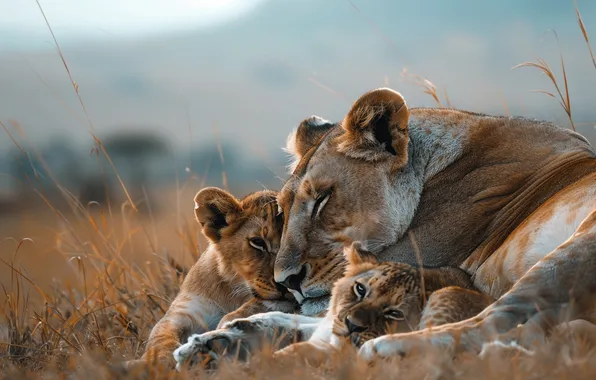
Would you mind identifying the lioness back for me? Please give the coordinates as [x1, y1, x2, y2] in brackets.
[133, 187, 295, 367]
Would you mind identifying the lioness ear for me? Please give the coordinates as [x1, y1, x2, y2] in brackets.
[344, 241, 379, 267]
[194, 187, 242, 243]
[284, 115, 335, 173]
[336, 88, 410, 171]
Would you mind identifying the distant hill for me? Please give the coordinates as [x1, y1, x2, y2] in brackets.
[0, 0, 594, 156]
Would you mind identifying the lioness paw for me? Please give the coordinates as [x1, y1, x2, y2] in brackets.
[173, 335, 197, 371]
[358, 335, 406, 361]
[357, 339, 378, 361]
[173, 333, 225, 371]
[358, 335, 421, 361]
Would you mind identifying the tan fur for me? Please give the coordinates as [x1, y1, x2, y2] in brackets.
[336, 88, 410, 171]
[329, 242, 492, 347]
[359, 209, 596, 360]
[270, 242, 492, 364]
[130, 188, 295, 368]
[173, 87, 596, 366]
[419, 286, 494, 329]
[274, 87, 596, 357]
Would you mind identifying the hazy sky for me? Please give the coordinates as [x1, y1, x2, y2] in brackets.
[1, 0, 595, 162]
[0, 0, 267, 50]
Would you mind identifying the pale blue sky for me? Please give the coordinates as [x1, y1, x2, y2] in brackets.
[0, 0, 266, 50]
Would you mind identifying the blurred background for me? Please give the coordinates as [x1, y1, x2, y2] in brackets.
[0, 0, 595, 299]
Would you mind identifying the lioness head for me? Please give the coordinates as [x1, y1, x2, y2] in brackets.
[330, 242, 423, 347]
[275, 88, 411, 314]
[194, 187, 291, 301]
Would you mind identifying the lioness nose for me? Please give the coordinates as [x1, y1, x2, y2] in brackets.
[277, 265, 306, 293]
[345, 317, 367, 334]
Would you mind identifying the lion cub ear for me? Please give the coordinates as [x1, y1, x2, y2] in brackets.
[336, 88, 410, 171]
[284, 115, 335, 173]
[344, 241, 379, 267]
[194, 187, 242, 243]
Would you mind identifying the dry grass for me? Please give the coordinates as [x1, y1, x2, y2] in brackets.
[2, 249, 596, 380]
[574, 0, 596, 71]
[512, 38, 575, 131]
[0, 187, 201, 377]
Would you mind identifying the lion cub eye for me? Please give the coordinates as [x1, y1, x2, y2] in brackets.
[248, 237, 268, 252]
[311, 189, 331, 219]
[353, 282, 367, 298]
[384, 309, 405, 321]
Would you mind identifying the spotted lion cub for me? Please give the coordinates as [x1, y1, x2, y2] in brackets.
[269, 242, 493, 365]
[331, 242, 494, 347]
[130, 187, 296, 368]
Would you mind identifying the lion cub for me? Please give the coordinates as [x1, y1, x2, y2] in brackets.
[133, 187, 296, 368]
[330, 242, 493, 347]
[267, 242, 493, 366]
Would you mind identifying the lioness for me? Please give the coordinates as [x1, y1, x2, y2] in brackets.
[131, 187, 295, 367]
[177, 87, 596, 362]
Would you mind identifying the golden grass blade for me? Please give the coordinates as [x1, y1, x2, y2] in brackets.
[574, 0, 596, 71]
[512, 42, 575, 131]
[34, 0, 138, 211]
[34, 0, 94, 134]
[409, 231, 426, 306]
[498, 90, 510, 116]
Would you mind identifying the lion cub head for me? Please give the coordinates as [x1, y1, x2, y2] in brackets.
[194, 187, 291, 302]
[329, 242, 425, 347]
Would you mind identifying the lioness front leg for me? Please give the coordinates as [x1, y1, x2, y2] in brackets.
[216, 299, 266, 329]
[217, 298, 297, 329]
[174, 311, 322, 370]
[359, 210, 596, 361]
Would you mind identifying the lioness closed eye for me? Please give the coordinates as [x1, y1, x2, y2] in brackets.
[129, 187, 296, 368]
[330, 242, 494, 347]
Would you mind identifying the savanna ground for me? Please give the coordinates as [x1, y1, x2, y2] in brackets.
[4, 186, 596, 380]
[3, 4, 596, 380]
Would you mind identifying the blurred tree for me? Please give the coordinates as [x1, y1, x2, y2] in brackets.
[102, 131, 169, 211]
[6, 138, 83, 211]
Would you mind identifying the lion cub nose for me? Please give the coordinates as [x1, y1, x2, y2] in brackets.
[345, 317, 367, 334]
[277, 265, 307, 294]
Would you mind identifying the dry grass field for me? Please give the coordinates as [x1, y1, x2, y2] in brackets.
[2, 2, 596, 380]
[2, 190, 596, 380]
